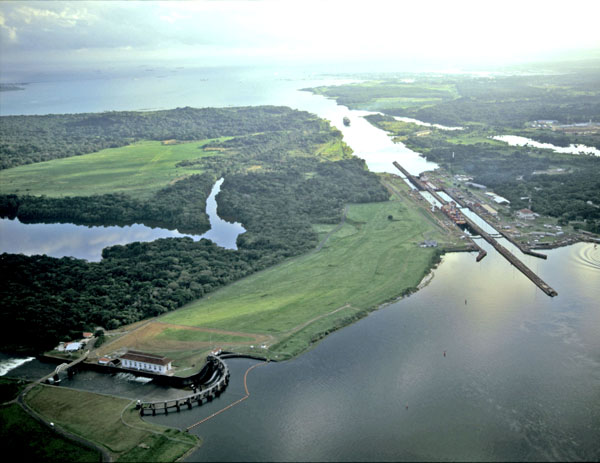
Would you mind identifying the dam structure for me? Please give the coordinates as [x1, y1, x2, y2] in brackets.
[137, 354, 230, 416]
[393, 162, 558, 298]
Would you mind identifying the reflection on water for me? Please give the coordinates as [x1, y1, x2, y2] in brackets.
[198, 178, 245, 250]
[393, 115, 464, 131]
[493, 135, 600, 156]
[0, 178, 246, 260]
[2, 68, 599, 461]
[0, 218, 201, 262]
[146, 243, 600, 461]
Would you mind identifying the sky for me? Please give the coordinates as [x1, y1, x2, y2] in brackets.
[1, 0, 600, 76]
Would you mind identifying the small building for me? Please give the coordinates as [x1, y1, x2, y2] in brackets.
[82, 332, 93, 339]
[120, 350, 172, 374]
[481, 204, 498, 216]
[517, 208, 537, 220]
[98, 357, 112, 365]
[64, 342, 83, 352]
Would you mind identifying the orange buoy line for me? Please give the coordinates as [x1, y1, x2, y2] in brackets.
[187, 361, 266, 430]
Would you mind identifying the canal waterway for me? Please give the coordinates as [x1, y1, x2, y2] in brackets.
[2, 67, 599, 461]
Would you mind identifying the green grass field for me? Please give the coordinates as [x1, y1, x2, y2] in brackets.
[25, 385, 198, 462]
[156, 327, 254, 343]
[0, 139, 226, 200]
[0, 403, 101, 462]
[158, 187, 448, 359]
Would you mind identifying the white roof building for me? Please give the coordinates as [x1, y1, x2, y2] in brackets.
[120, 350, 172, 375]
[65, 342, 83, 352]
[517, 208, 537, 220]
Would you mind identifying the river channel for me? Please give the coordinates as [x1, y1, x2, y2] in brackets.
[2, 67, 599, 461]
[0, 177, 245, 260]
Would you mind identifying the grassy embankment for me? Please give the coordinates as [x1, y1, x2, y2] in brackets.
[0, 403, 101, 462]
[0, 377, 101, 462]
[24, 385, 199, 462]
[100, 176, 458, 368]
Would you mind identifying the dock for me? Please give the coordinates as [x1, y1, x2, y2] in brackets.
[393, 162, 558, 297]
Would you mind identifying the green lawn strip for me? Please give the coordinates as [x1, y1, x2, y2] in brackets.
[0, 139, 224, 200]
[159, 198, 445, 357]
[0, 403, 101, 462]
[156, 327, 254, 343]
[24, 385, 198, 461]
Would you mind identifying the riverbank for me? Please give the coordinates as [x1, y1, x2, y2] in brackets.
[94, 176, 470, 368]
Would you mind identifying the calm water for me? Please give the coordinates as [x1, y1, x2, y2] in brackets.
[493, 135, 600, 157]
[147, 242, 600, 462]
[0, 219, 200, 261]
[0, 177, 245, 260]
[200, 178, 245, 251]
[2, 67, 599, 461]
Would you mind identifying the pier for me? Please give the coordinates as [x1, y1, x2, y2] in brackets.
[393, 162, 558, 297]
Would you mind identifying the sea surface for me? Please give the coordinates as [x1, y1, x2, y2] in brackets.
[1, 65, 599, 461]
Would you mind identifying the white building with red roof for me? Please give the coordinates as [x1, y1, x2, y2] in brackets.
[120, 350, 172, 374]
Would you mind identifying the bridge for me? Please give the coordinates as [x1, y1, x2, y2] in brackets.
[393, 161, 558, 297]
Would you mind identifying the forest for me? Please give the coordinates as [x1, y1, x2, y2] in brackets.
[0, 105, 329, 169]
[0, 107, 389, 352]
[311, 71, 600, 133]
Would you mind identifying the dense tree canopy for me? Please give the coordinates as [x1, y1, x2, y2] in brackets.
[0, 107, 388, 352]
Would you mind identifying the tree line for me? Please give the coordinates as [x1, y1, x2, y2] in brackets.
[0, 107, 389, 352]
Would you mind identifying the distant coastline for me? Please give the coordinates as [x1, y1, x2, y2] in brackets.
[0, 83, 26, 92]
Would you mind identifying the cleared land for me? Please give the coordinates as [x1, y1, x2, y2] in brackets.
[0, 139, 223, 200]
[25, 385, 198, 462]
[107, 178, 456, 365]
[0, 135, 349, 201]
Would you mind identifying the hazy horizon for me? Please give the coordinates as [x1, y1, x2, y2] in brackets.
[1, 0, 599, 82]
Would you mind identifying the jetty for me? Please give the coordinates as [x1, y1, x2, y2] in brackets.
[393, 162, 557, 297]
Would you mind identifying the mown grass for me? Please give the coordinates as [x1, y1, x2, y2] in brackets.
[159, 193, 448, 359]
[25, 385, 198, 462]
[156, 327, 254, 343]
[0, 139, 227, 200]
[0, 403, 101, 462]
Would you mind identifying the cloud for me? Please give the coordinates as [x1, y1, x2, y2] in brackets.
[14, 4, 95, 27]
[0, 12, 18, 42]
[1, 0, 599, 71]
